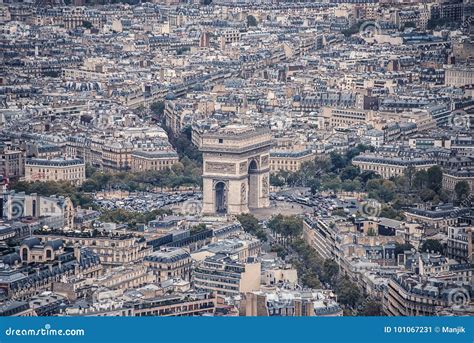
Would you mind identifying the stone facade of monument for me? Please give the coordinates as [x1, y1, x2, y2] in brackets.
[199, 125, 272, 215]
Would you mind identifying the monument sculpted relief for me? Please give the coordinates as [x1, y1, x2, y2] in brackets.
[205, 161, 236, 174]
[262, 175, 269, 195]
[239, 161, 247, 174]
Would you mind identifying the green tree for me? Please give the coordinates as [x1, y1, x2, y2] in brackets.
[82, 20, 93, 29]
[413, 170, 428, 190]
[341, 180, 361, 192]
[340, 166, 360, 181]
[314, 156, 332, 172]
[359, 170, 380, 185]
[85, 164, 98, 178]
[366, 179, 395, 203]
[301, 273, 322, 289]
[270, 174, 285, 187]
[419, 188, 437, 202]
[99, 208, 171, 229]
[394, 242, 414, 257]
[454, 181, 470, 202]
[330, 152, 347, 172]
[236, 213, 267, 241]
[321, 174, 342, 192]
[190, 223, 207, 235]
[420, 239, 444, 254]
[321, 259, 339, 284]
[336, 276, 361, 308]
[380, 205, 405, 220]
[150, 101, 165, 120]
[268, 215, 303, 244]
[341, 21, 362, 37]
[247, 15, 258, 27]
[426, 166, 443, 193]
[11, 180, 94, 207]
[308, 178, 321, 194]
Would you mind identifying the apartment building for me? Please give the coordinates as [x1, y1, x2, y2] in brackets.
[241, 289, 342, 317]
[384, 273, 473, 316]
[35, 229, 152, 266]
[322, 107, 373, 128]
[303, 216, 336, 261]
[1, 193, 74, 229]
[442, 167, 474, 192]
[0, 146, 25, 180]
[352, 153, 436, 179]
[144, 248, 192, 283]
[130, 149, 179, 172]
[404, 205, 469, 232]
[445, 67, 474, 87]
[0, 246, 101, 300]
[95, 265, 155, 290]
[25, 158, 85, 186]
[447, 225, 473, 263]
[193, 254, 261, 297]
[269, 149, 314, 172]
[101, 141, 134, 172]
[130, 293, 216, 317]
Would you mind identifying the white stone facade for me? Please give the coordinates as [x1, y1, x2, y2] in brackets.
[199, 125, 272, 215]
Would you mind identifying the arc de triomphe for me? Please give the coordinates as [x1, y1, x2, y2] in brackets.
[199, 125, 273, 215]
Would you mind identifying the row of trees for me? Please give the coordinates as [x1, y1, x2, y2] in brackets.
[262, 214, 378, 315]
[12, 180, 94, 208]
[395, 238, 444, 258]
[81, 159, 202, 193]
[267, 214, 303, 245]
[236, 213, 267, 242]
[270, 144, 374, 193]
[373, 165, 469, 206]
[99, 208, 171, 229]
[271, 150, 471, 219]
[151, 101, 202, 165]
[11, 160, 202, 207]
[290, 239, 371, 313]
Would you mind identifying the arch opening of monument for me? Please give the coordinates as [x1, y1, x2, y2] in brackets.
[215, 181, 227, 214]
[248, 159, 259, 209]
